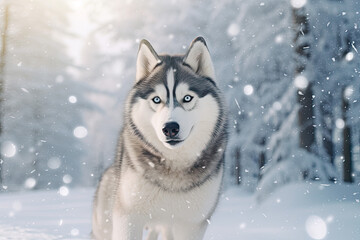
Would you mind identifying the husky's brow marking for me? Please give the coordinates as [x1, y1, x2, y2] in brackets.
[166, 68, 175, 110]
[92, 36, 228, 240]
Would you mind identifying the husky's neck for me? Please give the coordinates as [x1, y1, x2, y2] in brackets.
[120, 125, 226, 192]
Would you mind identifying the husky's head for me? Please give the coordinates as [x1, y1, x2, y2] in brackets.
[126, 37, 224, 159]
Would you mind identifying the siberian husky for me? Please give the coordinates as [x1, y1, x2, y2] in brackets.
[92, 37, 228, 240]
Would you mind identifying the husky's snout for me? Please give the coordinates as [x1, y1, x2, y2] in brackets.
[162, 121, 180, 138]
[162, 121, 184, 146]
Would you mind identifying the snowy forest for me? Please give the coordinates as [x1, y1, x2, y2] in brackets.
[0, 0, 359, 239]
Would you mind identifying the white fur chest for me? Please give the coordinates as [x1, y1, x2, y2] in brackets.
[119, 167, 222, 225]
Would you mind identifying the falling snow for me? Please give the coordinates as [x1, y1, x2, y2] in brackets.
[47, 157, 62, 170]
[305, 215, 327, 240]
[290, 0, 307, 9]
[0, 0, 359, 239]
[73, 126, 88, 139]
[227, 23, 240, 37]
[294, 75, 309, 90]
[68, 96, 77, 103]
[243, 84, 254, 96]
[1, 141, 17, 158]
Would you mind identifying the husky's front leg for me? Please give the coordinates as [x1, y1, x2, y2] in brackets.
[145, 228, 158, 240]
[145, 225, 173, 240]
[172, 221, 207, 240]
[112, 213, 143, 240]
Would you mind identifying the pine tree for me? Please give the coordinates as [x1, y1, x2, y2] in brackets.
[1, 0, 88, 190]
[0, 3, 9, 186]
[227, 0, 297, 189]
[292, 4, 315, 154]
[342, 88, 353, 183]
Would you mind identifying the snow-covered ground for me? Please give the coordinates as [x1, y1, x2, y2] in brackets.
[0, 182, 359, 240]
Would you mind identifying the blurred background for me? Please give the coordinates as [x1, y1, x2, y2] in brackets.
[0, 0, 359, 198]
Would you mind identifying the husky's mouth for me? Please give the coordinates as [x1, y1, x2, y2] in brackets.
[166, 140, 183, 146]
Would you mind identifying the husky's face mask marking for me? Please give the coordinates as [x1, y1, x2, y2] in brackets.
[148, 70, 200, 148]
[129, 38, 220, 152]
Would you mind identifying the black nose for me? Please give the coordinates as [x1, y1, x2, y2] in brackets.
[162, 122, 180, 138]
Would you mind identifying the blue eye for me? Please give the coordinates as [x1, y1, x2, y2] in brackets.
[183, 95, 193, 103]
[152, 96, 161, 104]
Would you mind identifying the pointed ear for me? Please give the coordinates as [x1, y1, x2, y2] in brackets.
[136, 39, 161, 82]
[183, 37, 215, 80]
